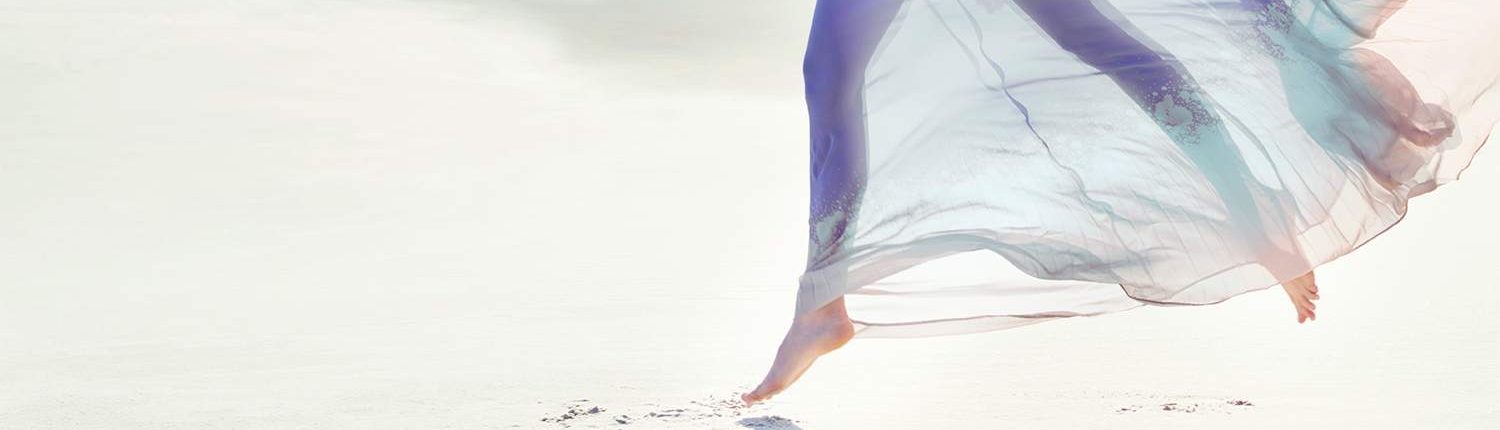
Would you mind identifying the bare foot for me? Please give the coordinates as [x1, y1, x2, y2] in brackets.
[741, 297, 855, 406]
[1281, 271, 1320, 323]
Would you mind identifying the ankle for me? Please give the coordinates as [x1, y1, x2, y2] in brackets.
[800, 300, 847, 323]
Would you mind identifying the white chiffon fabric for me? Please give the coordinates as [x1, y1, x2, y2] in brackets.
[795, 0, 1500, 337]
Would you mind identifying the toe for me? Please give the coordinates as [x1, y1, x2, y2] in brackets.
[745, 381, 783, 406]
[742, 389, 771, 406]
[1296, 286, 1319, 302]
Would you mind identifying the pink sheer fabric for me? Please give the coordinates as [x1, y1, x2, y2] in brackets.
[795, 0, 1500, 337]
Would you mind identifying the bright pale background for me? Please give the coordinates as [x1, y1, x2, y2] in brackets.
[1, 1, 1496, 428]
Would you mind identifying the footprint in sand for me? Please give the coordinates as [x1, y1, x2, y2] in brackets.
[538, 395, 803, 428]
[1115, 397, 1256, 415]
[539, 399, 607, 424]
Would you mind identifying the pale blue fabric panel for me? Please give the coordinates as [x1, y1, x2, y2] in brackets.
[795, 0, 1500, 337]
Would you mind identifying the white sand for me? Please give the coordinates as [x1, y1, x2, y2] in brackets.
[1, 1, 1497, 428]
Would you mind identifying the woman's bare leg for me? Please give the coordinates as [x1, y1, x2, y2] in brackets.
[742, 297, 855, 405]
[739, 0, 901, 407]
[1013, 0, 1324, 324]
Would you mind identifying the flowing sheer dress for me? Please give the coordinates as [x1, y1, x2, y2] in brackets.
[797, 0, 1500, 337]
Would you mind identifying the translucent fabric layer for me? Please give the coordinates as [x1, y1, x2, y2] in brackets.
[796, 0, 1500, 337]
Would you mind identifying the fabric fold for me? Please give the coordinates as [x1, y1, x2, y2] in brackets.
[798, 0, 1499, 338]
